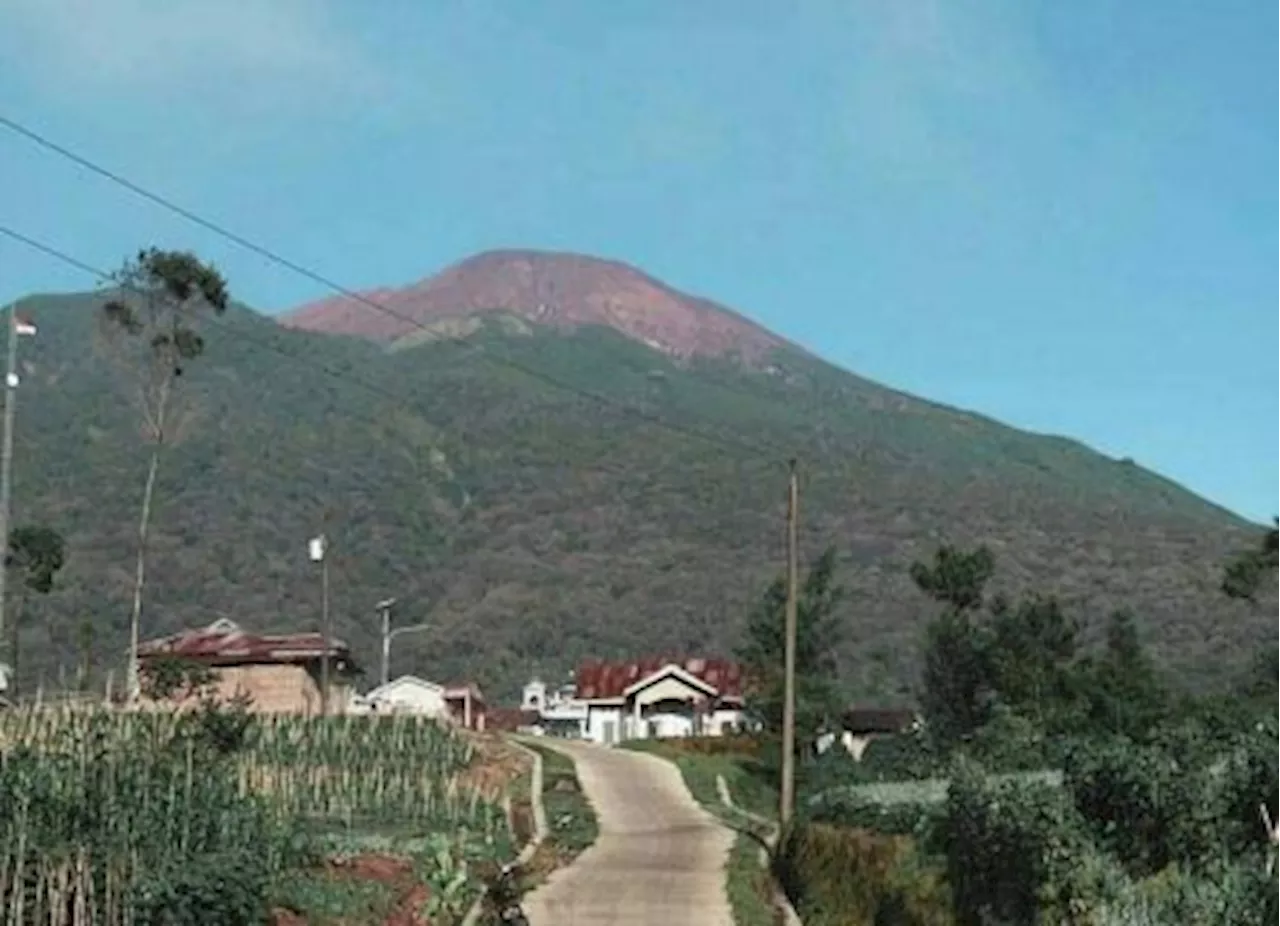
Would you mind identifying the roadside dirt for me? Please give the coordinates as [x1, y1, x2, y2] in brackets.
[270, 853, 433, 926]
[456, 731, 532, 795]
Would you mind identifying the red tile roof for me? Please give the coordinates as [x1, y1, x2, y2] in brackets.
[574, 657, 743, 701]
[137, 619, 352, 667]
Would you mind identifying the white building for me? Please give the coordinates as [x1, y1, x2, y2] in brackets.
[352, 675, 448, 718]
[520, 677, 589, 737]
[572, 657, 746, 746]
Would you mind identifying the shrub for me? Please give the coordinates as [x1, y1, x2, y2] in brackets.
[936, 756, 1123, 926]
[1062, 735, 1222, 877]
[1217, 716, 1279, 861]
[774, 822, 953, 926]
[849, 733, 943, 784]
[1098, 860, 1278, 926]
[808, 790, 937, 839]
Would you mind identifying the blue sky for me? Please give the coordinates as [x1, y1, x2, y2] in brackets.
[0, 0, 1274, 521]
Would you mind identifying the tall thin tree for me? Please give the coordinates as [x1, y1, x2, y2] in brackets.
[99, 249, 229, 700]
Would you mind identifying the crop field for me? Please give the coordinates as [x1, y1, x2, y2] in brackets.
[808, 768, 1064, 808]
[0, 705, 516, 925]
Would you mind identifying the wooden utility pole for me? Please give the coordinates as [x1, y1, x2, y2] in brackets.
[780, 457, 800, 828]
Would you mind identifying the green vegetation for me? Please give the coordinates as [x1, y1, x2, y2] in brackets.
[3, 523, 66, 698]
[774, 541, 1278, 926]
[0, 705, 514, 925]
[738, 546, 844, 789]
[524, 741, 598, 864]
[724, 833, 783, 926]
[4, 283, 1271, 703]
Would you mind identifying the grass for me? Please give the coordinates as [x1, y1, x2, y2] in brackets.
[622, 738, 783, 926]
[511, 739, 600, 899]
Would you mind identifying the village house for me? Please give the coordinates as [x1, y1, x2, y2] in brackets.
[134, 618, 360, 714]
[519, 676, 589, 737]
[351, 675, 449, 718]
[572, 657, 745, 745]
[815, 707, 923, 759]
[349, 675, 488, 730]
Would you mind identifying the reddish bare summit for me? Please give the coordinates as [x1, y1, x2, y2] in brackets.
[279, 249, 792, 363]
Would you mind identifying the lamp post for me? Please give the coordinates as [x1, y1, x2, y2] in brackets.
[377, 596, 429, 688]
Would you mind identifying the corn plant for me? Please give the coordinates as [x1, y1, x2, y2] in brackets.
[0, 705, 514, 924]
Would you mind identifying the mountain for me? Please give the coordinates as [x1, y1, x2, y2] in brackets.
[281, 249, 792, 363]
[3, 256, 1272, 704]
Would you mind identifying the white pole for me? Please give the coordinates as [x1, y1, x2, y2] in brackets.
[0, 305, 22, 669]
[380, 601, 392, 689]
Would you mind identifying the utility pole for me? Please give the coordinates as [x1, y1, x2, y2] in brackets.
[309, 529, 331, 716]
[379, 598, 394, 688]
[780, 457, 800, 829]
[0, 306, 35, 679]
[378, 597, 429, 689]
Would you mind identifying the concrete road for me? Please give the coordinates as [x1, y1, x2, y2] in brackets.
[523, 741, 735, 926]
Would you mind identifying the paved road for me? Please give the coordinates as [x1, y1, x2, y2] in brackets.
[524, 741, 735, 926]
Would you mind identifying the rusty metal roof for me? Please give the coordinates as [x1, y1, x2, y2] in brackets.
[574, 657, 743, 701]
[136, 619, 352, 666]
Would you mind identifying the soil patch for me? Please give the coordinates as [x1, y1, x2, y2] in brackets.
[271, 853, 433, 926]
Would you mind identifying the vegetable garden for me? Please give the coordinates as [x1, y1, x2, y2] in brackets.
[0, 704, 518, 925]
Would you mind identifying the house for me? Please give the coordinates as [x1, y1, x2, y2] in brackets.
[573, 657, 745, 745]
[520, 677, 589, 737]
[443, 681, 487, 731]
[353, 675, 450, 718]
[815, 707, 922, 759]
[134, 618, 360, 714]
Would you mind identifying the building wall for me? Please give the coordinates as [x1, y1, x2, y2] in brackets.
[586, 704, 624, 744]
[138, 662, 353, 715]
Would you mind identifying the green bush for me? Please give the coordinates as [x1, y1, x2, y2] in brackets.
[848, 733, 944, 785]
[774, 822, 953, 926]
[961, 707, 1063, 774]
[936, 757, 1124, 926]
[809, 791, 937, 839]
[1062, 736, 1221, 877]
[1217, 716, 1279, 861]
[1098, 861, 1277, 926]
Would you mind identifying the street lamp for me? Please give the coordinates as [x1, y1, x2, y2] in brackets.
[377, 597, 429, 688]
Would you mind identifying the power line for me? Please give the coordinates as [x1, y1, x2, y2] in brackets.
[0, 112, 791, 461]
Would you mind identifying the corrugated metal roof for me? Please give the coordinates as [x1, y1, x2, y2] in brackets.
[574, 657, 743, 700]
[137, 619, 351, 666]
